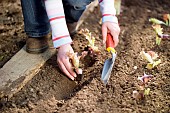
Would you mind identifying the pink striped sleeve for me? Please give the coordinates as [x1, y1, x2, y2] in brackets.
[44, 0, 72, 48]
[99, 0, 118, 23]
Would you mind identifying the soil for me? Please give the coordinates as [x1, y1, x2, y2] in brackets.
[0, 0, 170, 113]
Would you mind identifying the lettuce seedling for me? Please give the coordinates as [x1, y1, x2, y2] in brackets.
[66, 29, 101, 78]
[133, 73, 153, 100]
[152, 24, 170, 45]
[149, 14, 170, 45]
[67, 52, 88, 75]
[79, 28, 100, 55]
[149, 18, 166, 25]
[77, 28, 101, 68]
[152, 24, 163, 45]
[140, 51, 161, 69]
[151, 24, 170, 44]
[149, 14, 170, 26]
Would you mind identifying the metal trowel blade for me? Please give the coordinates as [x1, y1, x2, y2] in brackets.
[101, 53, 116, 84]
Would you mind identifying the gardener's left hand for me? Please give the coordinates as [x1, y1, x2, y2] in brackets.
[102, 21, 120, 48]
[57, 44, 77, 80]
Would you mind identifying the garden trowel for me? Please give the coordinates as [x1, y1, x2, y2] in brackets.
[101, 33, 117, 85]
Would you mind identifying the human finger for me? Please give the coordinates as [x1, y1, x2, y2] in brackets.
[110, 31, 119, 48]
[63, 59, 77, 78]
[57, 60, 75, 80]
[102, 24, 108, 44]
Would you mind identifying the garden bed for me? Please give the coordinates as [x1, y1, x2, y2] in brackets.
[0, 0, 170, 113]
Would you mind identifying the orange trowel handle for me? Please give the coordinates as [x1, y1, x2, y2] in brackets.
[106, 33, 116, 53]
[106, 33, 114, 48]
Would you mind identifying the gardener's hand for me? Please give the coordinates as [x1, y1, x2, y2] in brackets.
[102, 21, 120, 48]
[57, 44, 76, 80]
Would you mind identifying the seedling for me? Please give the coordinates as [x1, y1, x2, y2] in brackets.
[149, 18, 166, 26]
[149, 14, 170, 45]
[67, 29, 100, 75]
[79, 28, 100, 55]
[149, 14, 170, 26]
[140, 51, 161, 69]
[67, 52, 82, 74]
[133, 73, 153, 100]
[152, 24, 163, 45]
[78, 28, 101, 69]
[67, 51, 88, 75]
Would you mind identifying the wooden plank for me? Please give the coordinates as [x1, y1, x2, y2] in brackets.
[0, 46, 56, 98]
[0, 0, 98, 99]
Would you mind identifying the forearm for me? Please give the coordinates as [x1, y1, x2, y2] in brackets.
[99, 0, 118, 23]
[44, 0, 72, 48]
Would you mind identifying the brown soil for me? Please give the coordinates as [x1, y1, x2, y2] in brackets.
[0, 0, 170, 113]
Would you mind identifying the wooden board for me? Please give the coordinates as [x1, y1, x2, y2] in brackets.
[0, 47, 56, 98]
[0, 0, 98, 99]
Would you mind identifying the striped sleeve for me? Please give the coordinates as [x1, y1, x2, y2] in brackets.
[44, 0, 72, 48]
[99, 0, 118, 23]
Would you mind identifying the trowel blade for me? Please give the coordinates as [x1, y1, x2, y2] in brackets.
[101, 53, 116, 85]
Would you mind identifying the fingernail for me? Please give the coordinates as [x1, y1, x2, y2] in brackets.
[74, 74, 77, 78]
[71, 76, 74, 80]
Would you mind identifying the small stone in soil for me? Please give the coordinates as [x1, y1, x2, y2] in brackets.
[133, 66, 138, 69]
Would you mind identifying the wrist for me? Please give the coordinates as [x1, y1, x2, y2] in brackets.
[53, 36, 72, 48]
[59, 43, 71, 48]
[102, 15, 118, 23]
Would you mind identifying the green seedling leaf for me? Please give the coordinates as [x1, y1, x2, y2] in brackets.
[87, 33, 95, 47]
[144, 88, 150, 95]
[149, 18, 166, 25]
[146, 63, 154, 69]
[153, 59, 161, 67]
[156, 35, 162, 45]
[79, 29, 95, 47]
[146, 59, 161, 69]
[150, 15, 169, 45]
[152, 24, 163, 36]
[140, 51, 161, 69]
[79, 28, 100, 53]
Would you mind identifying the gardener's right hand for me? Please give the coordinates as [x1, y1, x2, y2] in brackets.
[57, 44, 77, 80]
[102, 21, 120, 48]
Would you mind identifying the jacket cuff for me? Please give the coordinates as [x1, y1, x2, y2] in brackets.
[102, 15, 118, 23]
[53, 36, 72, 48]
